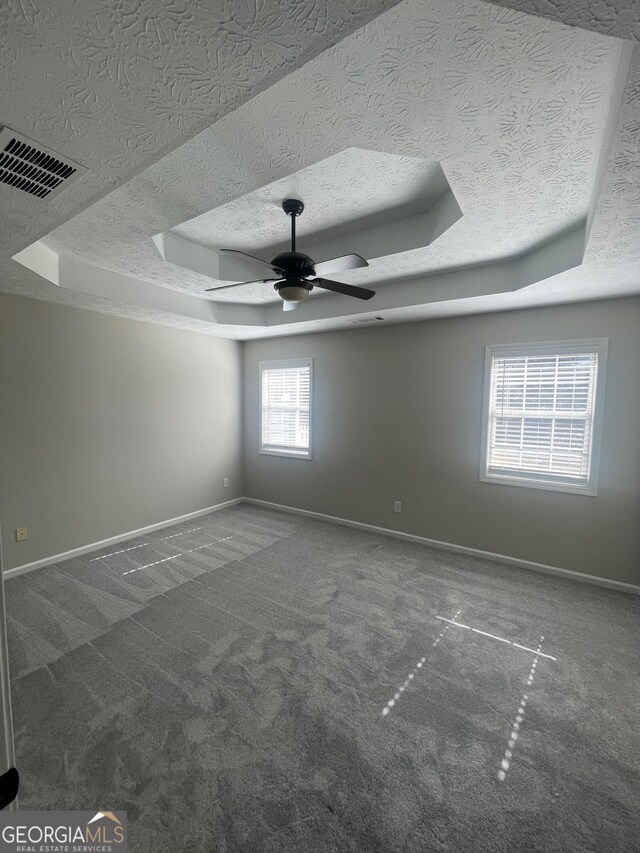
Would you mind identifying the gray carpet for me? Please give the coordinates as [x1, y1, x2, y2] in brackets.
[5, 504, 639, 852]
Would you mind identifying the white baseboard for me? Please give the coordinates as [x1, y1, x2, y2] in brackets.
[5, 495, 638, 596]
[242, 498, 640, 596]
[3, 498, 244, 580]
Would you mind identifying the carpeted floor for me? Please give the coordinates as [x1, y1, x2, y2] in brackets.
[5, 504, 639, 852]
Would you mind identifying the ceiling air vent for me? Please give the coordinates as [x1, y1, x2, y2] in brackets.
[0, 126, 86, 200]
[348, 316, 385, 325]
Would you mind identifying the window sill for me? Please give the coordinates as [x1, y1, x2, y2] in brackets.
[479, 472, 597, 497]
[260, 448, 312, 460]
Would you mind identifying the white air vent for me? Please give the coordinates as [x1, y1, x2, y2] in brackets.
[348, 316, 385, 324]
[0, 127, 86, 200]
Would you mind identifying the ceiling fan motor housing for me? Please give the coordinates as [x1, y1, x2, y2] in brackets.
[271, 251, 315, 278]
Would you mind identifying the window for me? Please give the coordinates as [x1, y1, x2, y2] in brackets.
[260, 359, 312, 458]
[480, 339, 607, 495]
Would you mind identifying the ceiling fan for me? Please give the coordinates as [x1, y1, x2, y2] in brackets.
[205, 198, 376, 311]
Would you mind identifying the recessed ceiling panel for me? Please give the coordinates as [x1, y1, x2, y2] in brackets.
[171, 149, 449, 252]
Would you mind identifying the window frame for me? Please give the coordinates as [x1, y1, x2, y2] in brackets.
[479, 338, 608, 496]
[259, 358, 313, 460]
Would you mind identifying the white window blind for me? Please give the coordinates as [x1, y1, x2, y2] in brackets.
[260, 360, 311, 457]
[481, 341, 607, 494]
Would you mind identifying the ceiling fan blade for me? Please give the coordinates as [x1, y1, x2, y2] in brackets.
[313, 278, 375, 300]
[220, 248, 279, 272]
[313, 253, 368, 277]
[282, 301, 298, 312]
[205, 278, 279, 292]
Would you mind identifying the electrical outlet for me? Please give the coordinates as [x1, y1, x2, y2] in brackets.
[223, 478, 229, 488]
[15, 527, 28, 542]
[393, 501, 402, 513]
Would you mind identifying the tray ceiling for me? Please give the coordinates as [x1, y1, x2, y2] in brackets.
[2, 0, 640, 338]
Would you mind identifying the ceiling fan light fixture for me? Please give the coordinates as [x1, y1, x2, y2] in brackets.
[277, 283, 311, 303]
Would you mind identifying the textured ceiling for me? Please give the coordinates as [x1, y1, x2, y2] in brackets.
[0, 0, 399, 220]
[164, 149, 455, 302]
[478, 0, 640, 42]
[1, 0, 640, 338]
[172, 150, 447, 251]
[40, 0, 621, 306]
[0, 0, 401, 333]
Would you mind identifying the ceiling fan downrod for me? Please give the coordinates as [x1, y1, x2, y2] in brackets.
[282, 198, 304, 253]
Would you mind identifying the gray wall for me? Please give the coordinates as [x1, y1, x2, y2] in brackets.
[244, 297, 640, 585]
[3, 292, 638, 585]
[0, 294, 243, 571]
